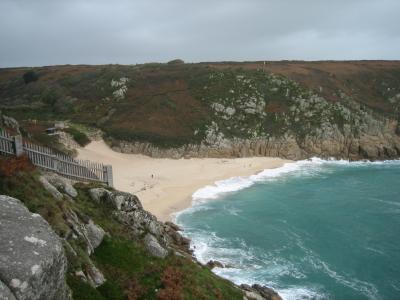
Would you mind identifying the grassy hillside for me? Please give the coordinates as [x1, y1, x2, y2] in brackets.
[0, 157, 244, 300]
[1, 61, 400, 155]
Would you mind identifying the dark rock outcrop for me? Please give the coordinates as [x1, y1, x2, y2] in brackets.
[206, 260, 224, 269]
[0, 195, 71, 300]
[241, 284, 282, 300]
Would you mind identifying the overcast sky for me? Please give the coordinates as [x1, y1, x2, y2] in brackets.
[1, 0, 399, 67]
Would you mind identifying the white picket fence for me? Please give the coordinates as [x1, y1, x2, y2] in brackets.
[0, 130, 15, 155]
[0, 129, 113, 186]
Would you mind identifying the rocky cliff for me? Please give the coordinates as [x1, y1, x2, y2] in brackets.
[0, 195, 71, 300]
[1, 61, 399, 161]
[0, 161, 280, 299]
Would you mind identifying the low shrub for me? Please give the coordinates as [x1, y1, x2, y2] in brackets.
[0, 155, 33, 177]
[167, 59, 184, 65]
[23, 70, 39, 84]
[64, 127, 91, 147]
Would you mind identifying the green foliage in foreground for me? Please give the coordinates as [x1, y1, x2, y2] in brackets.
[89, 237, 243, 300]
[0, 165, 243, 300]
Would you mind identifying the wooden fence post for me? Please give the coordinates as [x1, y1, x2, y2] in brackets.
[13, 135, 24, 157]
[104, 165, 113, 187]
[53, 157, 59, 172]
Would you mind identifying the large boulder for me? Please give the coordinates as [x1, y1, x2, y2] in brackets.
[85, 262, 106, 288]
[143, 234, 168, 258]
[64, 209, 105, 255]
[85, 220, 106, 250]
[89, 188, 142, 211]
[0, 280, 16, 300]
[39, 176, 63, 200]
[44, 173, 78, 198]
[0, 195, 71, 300]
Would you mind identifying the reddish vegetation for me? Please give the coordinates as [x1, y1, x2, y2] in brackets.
[1, 61, 399, 146]
[265, 102, 285, 113]
[0, 155, 33, 177]
[157, 266, 184, 300]
[125, 278, 145, 300]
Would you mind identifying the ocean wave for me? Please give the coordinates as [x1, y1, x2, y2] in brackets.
[277, 287, 327, 300]
[318, 261, 380, 300]
[191, 157, 400, 203]
[175, 157, 398, 300]
[178, 227, 323, 300]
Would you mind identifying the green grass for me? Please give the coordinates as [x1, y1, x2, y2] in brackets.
[67, 276, 106, 300]
[92, 237, 243, 300]
[0, 169, 70, 236]
[64, 127, 91, 147]
[0, 164, 244, 300]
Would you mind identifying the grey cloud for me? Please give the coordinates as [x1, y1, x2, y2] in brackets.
[0, 0, 399, 67]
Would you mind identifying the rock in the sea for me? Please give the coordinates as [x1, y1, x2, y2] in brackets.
[241, 284, 282, 300]
[206, 260, 224, 269]
[143, 233, 168, 258]
[39, 176, 63, 200]
[0, 195, 71, 300]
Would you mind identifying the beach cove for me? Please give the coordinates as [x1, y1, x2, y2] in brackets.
[77, 140, 290, 221]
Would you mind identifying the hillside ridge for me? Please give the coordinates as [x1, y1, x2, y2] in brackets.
[1, 60, 400, 160]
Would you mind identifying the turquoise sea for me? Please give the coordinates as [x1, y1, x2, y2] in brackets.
[175, 159, 400, 300]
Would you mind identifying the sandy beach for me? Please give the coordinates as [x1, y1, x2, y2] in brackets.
[77, 140, 291, 221]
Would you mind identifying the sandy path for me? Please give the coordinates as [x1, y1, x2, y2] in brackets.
[77, 140, 290, 221]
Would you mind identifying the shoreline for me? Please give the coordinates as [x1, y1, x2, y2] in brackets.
[77, 140, 291, 221]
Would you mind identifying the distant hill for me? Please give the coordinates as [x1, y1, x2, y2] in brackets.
[1, 61, 400, 160]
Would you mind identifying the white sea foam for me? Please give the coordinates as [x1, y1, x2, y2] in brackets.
[177, 225, 324, 300]
[190, 157, 400, 204]
[175, 157, 398, 300]
[277, 287, 327, 300]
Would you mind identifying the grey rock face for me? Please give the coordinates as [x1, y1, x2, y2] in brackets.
[143, 234, 168, 258]
[44, 173, 78, 198]
[112, 125, 400, 161]
[39, 176, 63, 200]
[85, 263, 106, 287]
[85, 220, 106, 250]
[64, 209, 105, 255]
[0, 195, 71, 300]
[88, 187, 111, 203]
[88, 188, 191, 256]
[0, 280, 16, 300]
[89, 188, 142, 211]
